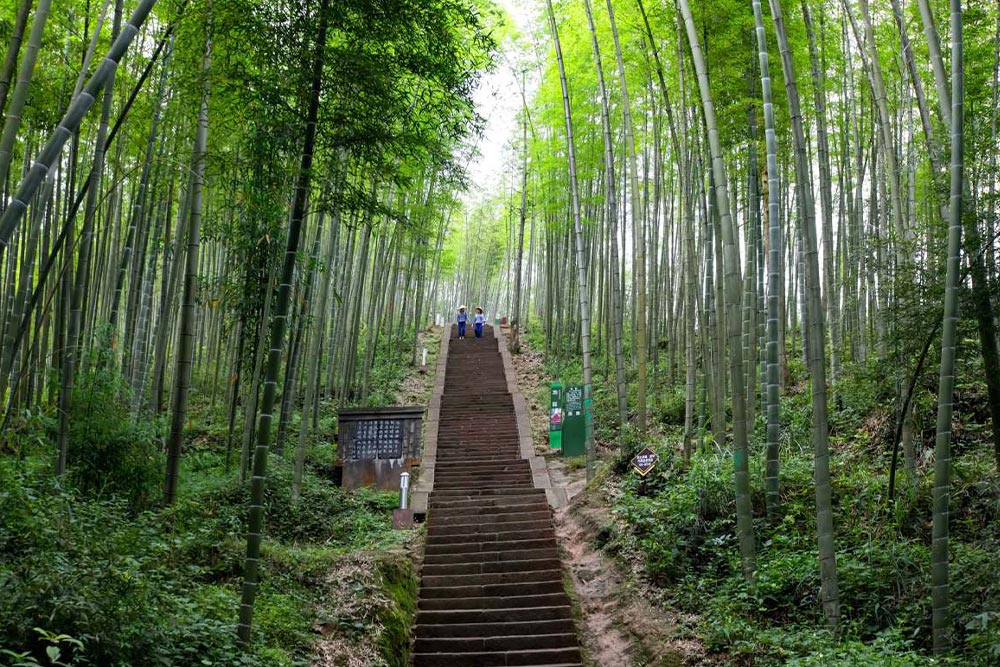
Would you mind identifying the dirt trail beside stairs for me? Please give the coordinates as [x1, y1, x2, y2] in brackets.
[503, 325, 717, 667]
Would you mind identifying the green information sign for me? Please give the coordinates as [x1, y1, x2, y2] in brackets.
[549, 383, 564, 450]
[562, 385, 586, 457]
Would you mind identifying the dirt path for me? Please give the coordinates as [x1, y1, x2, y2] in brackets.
[505, 326, 717, 667]
[557, 491, 715, 667]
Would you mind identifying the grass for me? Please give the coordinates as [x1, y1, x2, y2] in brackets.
[528, 327, 1000, 666]
[0, 335, 427, 667]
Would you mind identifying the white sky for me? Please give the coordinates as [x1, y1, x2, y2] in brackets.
[463, 0, 540, 203]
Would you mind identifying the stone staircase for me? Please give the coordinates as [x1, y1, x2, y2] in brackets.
[411, 325, 582, 667]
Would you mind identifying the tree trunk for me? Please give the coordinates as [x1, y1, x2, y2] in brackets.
[931, 0, 963, 654]
[544, 0, 595, 480]
[55, 0, 123, 476]
[0, 0, 160, 255]
[679, 0, 755, 582]
[582, 0, 627, 428]
[164, 33, 211, 506]
[238, 0, 329, 643]
[0, 0, 51, 192]
[0, 0, 33, 116]
[769, 0, 839, 630]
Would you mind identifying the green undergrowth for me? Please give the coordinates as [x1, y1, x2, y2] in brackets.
[531, 328, 999, 665]
[608, 389, 998, 663]
[0, 347, 421, 667]
[376, 555, 418, 667]
[0, 452, 407, 667]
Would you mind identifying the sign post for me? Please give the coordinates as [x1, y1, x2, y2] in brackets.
[562, 385, 586, 457]
[549, 382, 564, 450]
[631, 447, 658, 477]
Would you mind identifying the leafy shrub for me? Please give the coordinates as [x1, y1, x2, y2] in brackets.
[0, 453, 400, 666]
[203, 456, 398, 548]
[60, 356, 162, 510]
[655, 388, 686, 427]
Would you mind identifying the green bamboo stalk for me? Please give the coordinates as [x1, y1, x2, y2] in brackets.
[544, 0, 595, 480]
[0, 0, 160, 257]
[163, 31, 211, 506]
[679, 0, 755, 582]
[238, 0, 330, 643]
[931, 0, 963, 654]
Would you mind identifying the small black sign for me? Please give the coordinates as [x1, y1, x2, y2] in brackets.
[631, 447, 658, 477]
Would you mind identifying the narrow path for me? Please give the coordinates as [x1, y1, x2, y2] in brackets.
[412, 325, 583, 667]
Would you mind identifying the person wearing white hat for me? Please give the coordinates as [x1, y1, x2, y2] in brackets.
[456, 305, 468, 339]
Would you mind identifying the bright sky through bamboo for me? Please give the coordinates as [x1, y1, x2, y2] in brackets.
[465, 0, 536, 201]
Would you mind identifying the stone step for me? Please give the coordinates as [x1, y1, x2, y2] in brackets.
[414, 618, 575, 639]
[434, 460, 526, 470]
[411, 646, 582, 667]
[418, 591, 569, 611]
[430, 507, 551, 523]
[431, 496, 549, 517]
[428, 495, 548, 510]
[425, 537, 557, 558]
[429, 487, 546, 498]
[434, 467, 530, 478]
[420, 567, 562, 589]
[416, 605, 573, 625]
[435, 479, 534, 490]
[433, 473, 533, 486]
[420, 557, 563, 578]
[414, 632, 579, 654]
[418, 579, 565, 600]
[428, 518, 552, 538]
[426, 528, 555, 547]
[422, 546, 559, 566]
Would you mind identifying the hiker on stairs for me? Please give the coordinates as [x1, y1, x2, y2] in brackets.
[457, 305, 468, 339]
[473, 307, 486, 338]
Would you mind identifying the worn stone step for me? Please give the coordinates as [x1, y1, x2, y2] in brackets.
[416, 605, 573, 626]
[433, 479, 533, 489]
[435, 447, 521, 455]
[431, 507, 551, 523]
[411, 646, 582, 667]
[417, 591, 569, 611]
[420, 568, 562, 589]
[434, 456, 524, 466]
[427, 529, 555, 547]
[425, 537, 557, 557]
[414, 632, 579, 654]
[431, 496, 548, 517]
[418, 579, 565, 600]
[429, 487, 546, 498]
[414, 618, 575, 639]
[435, 479, 534, 490]
[429, 495, 548, 510]
[422, 546, 560, 566]
[420, 557, 563, 578]
[428, 518, 552, 537]
[434, 461, 528, 472]
[430, 495, 544, 508]
[433, 470, 531, 481]
[436, 439, 520, 447]
[435, 456, 525, 464]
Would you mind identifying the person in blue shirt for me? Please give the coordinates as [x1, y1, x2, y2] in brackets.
[473, 307, 486, 338]
[457, 305, 468, 339]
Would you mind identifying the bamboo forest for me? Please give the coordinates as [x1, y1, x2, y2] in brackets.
[0, 0, 998, 664]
